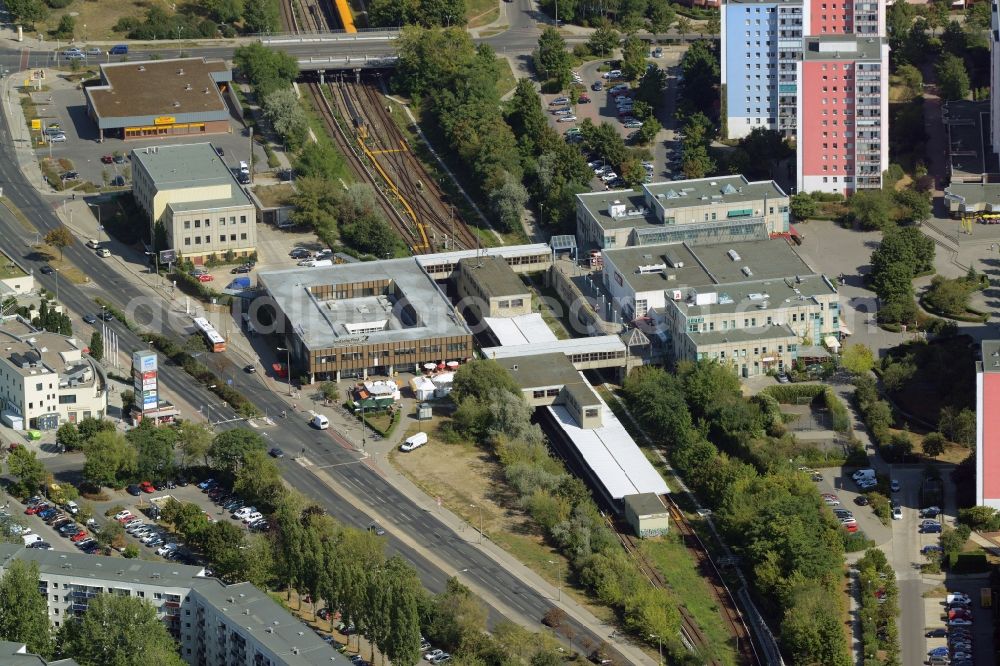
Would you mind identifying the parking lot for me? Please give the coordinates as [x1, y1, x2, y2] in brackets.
[25, 69, 268, 190]
[541, 48, 685, 191]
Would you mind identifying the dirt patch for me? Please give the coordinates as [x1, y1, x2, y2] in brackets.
[40, 0, 173, 42]
[253, 184, 296, 208]
[390, 417, 527, 540]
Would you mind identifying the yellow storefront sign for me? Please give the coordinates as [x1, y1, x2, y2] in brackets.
[30, 118, 40, 131]
[153, 116, 176, 125]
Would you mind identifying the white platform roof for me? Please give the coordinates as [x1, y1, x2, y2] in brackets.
[416, 243, 551, 266]
[548, 402, 670, 500]
[483, 313, 558, 347]
[481, 335, 626, 360]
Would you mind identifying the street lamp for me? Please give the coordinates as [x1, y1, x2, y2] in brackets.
[470, 503, 483, 544]
[87, 202, 102, 244]
[53, 268, 59, 302]
[276, 346, 292, 396]
[547, 560, 562, 601]
[649, 634, 662, 665]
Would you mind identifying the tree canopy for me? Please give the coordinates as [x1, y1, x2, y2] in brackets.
[0, 560, 51, 658]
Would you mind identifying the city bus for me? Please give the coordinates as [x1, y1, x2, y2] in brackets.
[193, 317, 226, 353]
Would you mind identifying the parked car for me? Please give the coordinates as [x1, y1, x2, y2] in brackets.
[126, 484, 141, 496]
[268, 447, 285, 458]
[110, 176, 126, 187]
[368, 522, 386, 536]
[48, 133, 67, 142]
[920, 506, 941, 518]
[139, 481, 156, 493]
[290, 248, 312, 259]
[921, 523, 943, 534]
[556, 115, 577, 123]
[926, 628, 948, 638]
[890, 479, 900, 492]
[891, 506, 902, 520]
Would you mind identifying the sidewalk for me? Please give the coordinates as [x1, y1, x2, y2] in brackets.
[293, 391, 652, 664]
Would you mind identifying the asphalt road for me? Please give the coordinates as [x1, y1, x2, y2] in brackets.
[0, 52, 627, 662]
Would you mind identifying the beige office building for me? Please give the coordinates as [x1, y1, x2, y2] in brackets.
[0, 317, 106, 430]
[131, 143, 257, 264]
[602, 239, 840, 377]
[576, 175, 790, 251]
[455, 256, 532, 321]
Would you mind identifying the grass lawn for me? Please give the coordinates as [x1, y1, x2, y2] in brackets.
[467, 0, 501, 28]
[642, 537, 739, 666]
[39, 0, 172, 41]
[253, 184, 296, 208]
[495, 57, 518, 98]
[389, 409, 618, 624]
[525, 275, 574, 339]
[0, 254, 26, 280]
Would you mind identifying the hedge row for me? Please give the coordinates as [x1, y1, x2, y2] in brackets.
[762, 384, 851, 433]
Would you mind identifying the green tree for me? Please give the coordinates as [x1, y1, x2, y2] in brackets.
[0, 560, 51, 657]
[678, 359, 742, 418]
[320, 382, 339, 403]
[6, 446, 46, 496]
[88, 331, 103, 363]
[678, 39, 718, 116]
[586, 21, 619, 56]
[922, 432, 947, 457]
[233, 43, 299, 97]
[894, 187, 931, 223]
[535, 27, 570, 84]
[55, 594, 184, 666]
[936, 53, 970, 101]
[83, 431, 137, 489]
[234, 448, 286, 513]
[5, 0, 48, 25]
[205, 0, 244, 23]
[939, 406, 976, 446]
[341, 214, 402, 257]
[428, 578, 487, 649]
[262, 88, 309, 150]
[78, 417, 115, 443]
[95, 518, 125, 551]
[896, 63, 924, 101]
[207, 428, 266, 476]
[368, 0, 416, 27]
[924, 275, 974, 315]
[487, 171, 528, 233]
[681, 143, 715, 179]
[452, 359, 521, 403]
[378, 555, 423, 665]
[52, 14, 75, 39]
[126, 420, 177, 482]
[790, 192, 817, 220]
[635, 65, 667, 109]
[56, 422, 81, 451]
[176, 421, 213, 469]
[648, 1, 675, 34]
[841, 343, 875, 375]
[43, 225, 73, 262]
[621, 34, 648, 81]
[294, 142, 345, 181]
[242, 0, 280, 33]
[850, 189, 892, 230]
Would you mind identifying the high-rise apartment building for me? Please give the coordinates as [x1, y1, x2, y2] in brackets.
[721, 0, 888, 194]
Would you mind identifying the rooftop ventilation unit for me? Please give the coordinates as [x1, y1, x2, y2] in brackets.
[636, 263, 666, 274]
[727, 249, 741, 262]
[138, 65, 145, 71]
[742, 266, 753, 277]
[177, 68, 185, 75]
[185, 83, 192, 91]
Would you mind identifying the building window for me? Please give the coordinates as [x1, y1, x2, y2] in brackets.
[220, 235, 225, 243]
[240, 233, 247, 240]
[230, 234, 236, 241]
[184, 238, 191, 246]
[194, 220, 201, 228]
[240, 215, 247, 224]
[195, 236, 201, 244]
[184, 221, 190, 230]
[219, 217, 225, 226]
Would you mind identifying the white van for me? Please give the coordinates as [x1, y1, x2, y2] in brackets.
[22, 533, 42, 546]
[852, 468, 876, 481]
[311, 414, 329, 430]
[400, 432, 427, 452]
[239, 160, 250, 174]
[85, 239, 101, 249]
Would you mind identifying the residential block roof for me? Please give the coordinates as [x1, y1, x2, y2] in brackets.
[458, 255, 529, 300]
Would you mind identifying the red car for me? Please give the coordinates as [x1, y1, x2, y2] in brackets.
[70, 531, 90, 542]
[843, 523, 858, 533]
[100, 154, 114, 164]
[139, 481, 156, 493]
[578, 94, 591, 103]
[197, 274, 213, 282]
[25, 503, 50, 515]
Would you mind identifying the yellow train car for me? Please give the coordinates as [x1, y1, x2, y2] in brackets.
[334, 0, 357, 33]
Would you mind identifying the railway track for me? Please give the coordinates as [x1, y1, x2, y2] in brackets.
[308, 80, 427, 252]
[610, 501, 761, 666]
[352, 81, 479, 251]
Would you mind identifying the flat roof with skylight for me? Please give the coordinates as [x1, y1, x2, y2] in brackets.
[259, 258, 471, 352]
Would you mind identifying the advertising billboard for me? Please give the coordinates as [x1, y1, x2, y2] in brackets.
[132, 351, 157, 373]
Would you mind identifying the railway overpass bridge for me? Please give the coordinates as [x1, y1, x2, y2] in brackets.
[260, 29, 400, 70]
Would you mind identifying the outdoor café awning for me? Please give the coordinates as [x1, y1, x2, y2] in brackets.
[823, 335, 841, 351]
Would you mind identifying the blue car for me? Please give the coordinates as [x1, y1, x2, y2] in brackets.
[198, 478, 215, 491]
[929, 647, 949, 656]
[921, 524, 943, 534]
[38, 508, 57, 520]
[921, 545, 943, 555]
